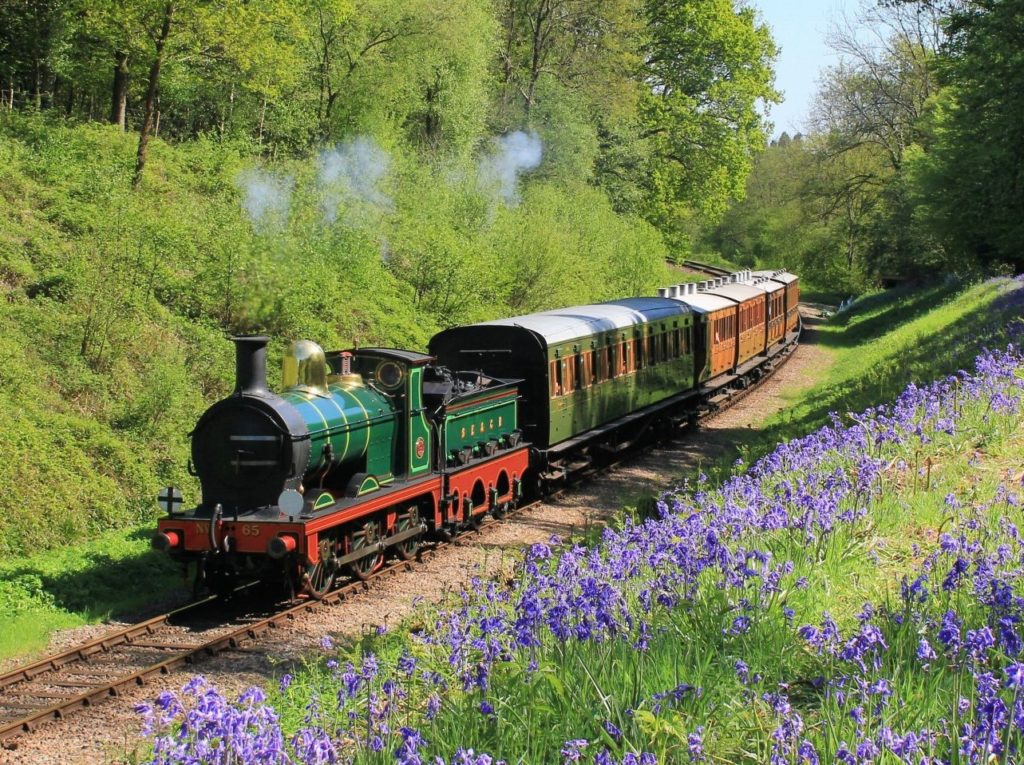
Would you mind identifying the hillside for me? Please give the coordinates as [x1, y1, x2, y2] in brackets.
[0, 113, 675, 558]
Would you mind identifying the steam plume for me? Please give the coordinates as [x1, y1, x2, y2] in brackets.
[237, 169, 293, 228]
[478, 130, 543, 205]
[318, 137, 392, 224]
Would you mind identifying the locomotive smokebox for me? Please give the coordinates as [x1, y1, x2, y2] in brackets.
[232, 335, 270, 396]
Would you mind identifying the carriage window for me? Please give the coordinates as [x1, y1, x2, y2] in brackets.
[549, 360, 562, 397]
[562, 357, 571, 391]
[596, 348, 607, 381]
[576, 354, 587, 389]
[608, 344, 618, 378]
[636, 337, 645, 369]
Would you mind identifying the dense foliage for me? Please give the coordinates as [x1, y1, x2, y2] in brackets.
[0, 0, 778, 246]
[0, 0, 780, 555]
[136, 282, 1024, 763]
[708, 0, 1024, 290]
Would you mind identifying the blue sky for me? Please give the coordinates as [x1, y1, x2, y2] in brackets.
[752, 0, 855, 137]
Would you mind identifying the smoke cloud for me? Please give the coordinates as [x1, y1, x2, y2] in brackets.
[237, 169, 293, 228]
[478, 130, 543, 205]
[318, 137, 392, 224]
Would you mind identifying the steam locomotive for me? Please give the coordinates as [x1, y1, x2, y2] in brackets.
[153, 268, 799, 597]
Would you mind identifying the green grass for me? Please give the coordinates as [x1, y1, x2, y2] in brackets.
[0, 527, 181, 662]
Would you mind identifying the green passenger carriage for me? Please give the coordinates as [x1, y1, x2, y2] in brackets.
[429, 297, 709, 483]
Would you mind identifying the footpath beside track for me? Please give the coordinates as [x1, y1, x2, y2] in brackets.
[0, 334, 800, 746]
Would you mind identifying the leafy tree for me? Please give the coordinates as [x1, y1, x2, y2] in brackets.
[922, 0, 1024, 272]
[634, 0, 779, 253]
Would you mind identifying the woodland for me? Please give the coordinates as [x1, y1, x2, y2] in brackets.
[0, 0, 1021, 553]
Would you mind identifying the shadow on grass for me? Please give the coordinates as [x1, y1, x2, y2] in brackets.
[4, 547, 184, 622]
[816, 283, 960, 348]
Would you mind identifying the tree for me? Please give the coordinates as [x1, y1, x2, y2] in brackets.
[922, 0, 1024, 272]
[0, 0, 62, 110]
[494, 0, 642, 124]
[132, 2, 173, 187]
[634, 0, 779, 251]
[812, 1, 942, 172]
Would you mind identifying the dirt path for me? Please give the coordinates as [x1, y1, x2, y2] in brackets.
[0, 309, 831, 765]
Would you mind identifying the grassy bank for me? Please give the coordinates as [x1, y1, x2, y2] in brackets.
[0, 529, 181, 661]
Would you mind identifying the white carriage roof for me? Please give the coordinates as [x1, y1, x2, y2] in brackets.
[750, 269, 798, 285]
[706, 283, 765, 301]
[475, 297, 693, 346]
[672, 293, 736, 313]
[741, 277, 784, 294]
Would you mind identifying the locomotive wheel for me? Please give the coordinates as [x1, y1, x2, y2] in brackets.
[301, 538, 336, 600]
[394, 505, 421, 561]
[303, 560, 335, 600]
[347, 519, 384, 580]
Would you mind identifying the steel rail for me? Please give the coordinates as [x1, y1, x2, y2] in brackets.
[679, 259, 733, 277]
[0, 330, 800, 743]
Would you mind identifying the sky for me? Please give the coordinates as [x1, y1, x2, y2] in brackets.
[751, 0, 857, 138]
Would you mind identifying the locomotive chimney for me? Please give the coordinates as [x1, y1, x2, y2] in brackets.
[232, 335, 270, 396]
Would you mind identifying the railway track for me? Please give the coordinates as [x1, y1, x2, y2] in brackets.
[679, 259, 733, 278]
[0, 335, 799, 744]
[0, 511, 539, 743]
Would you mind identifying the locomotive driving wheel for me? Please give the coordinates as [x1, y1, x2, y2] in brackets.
[346, 519, 383, 580]
[394, 505, 421, 561]
[301, 538, 336, 600]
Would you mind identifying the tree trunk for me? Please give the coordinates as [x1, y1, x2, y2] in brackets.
[110, 51, 129, 129]
[133, 3, 174, 189]
[258, 91, 267, 144]
[525, 0, 552, 119]
[64, 79, 75, 116]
